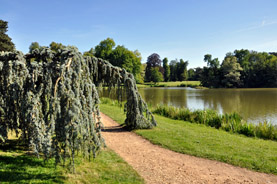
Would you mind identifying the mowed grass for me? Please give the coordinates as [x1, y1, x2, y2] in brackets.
[137, 81, 201, 88]
[100, 103, 277, 175]
[0, 137, 144, 183]
[65, 148, 144, 184]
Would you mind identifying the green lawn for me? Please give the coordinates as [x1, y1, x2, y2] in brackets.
[65, 149, 144, 184]
[100, 103, 277, 175]
[137, 81, 201, 88]
[0, 138, 144, 183]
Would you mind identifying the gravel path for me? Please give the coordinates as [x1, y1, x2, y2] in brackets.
[100, 112, 277, 184]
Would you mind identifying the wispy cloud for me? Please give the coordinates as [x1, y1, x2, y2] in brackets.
[236, 20, 277, 33]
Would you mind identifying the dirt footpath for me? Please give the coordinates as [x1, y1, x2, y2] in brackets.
[100, 112, 277, 184]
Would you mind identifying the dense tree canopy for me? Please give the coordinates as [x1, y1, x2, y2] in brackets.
[162, 57, 170, 82]
[29, 42, 40, 52]
[201, 54, 221, 87]
[49, 42, 66, 52]
[83, 48, 94, 57]
[199, 50, 277, 88]
[187, 67, 203, 81]
[109, 46, 139, 74]
[168, 59, 189, 81]
[150, 67, 164, 83]
[221, 56, 243, 87]
[177, 59, 189, 81]
[94, 38, 115, 60]
[145, 53, 163, 82]
[0, 20, 15, 51]
[187, 68, 195, 80]
[94, 38, 142, 83]
[169, 60, 178, 81]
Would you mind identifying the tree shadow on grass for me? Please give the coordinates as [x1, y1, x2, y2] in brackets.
[0, 139, 28, 153]
[102, 125, 129, 133]
[0, 140, 65, 183]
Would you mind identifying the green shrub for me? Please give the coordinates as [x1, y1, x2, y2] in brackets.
[255, 122, 277, 140]
[237, 123, 255, 137]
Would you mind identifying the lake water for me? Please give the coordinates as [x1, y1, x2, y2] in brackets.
[101, 87, 277, 125]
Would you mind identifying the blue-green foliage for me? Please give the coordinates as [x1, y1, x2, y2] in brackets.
[0, 48, 104, 172]
[153, 105, 277, 141]
[0, 46, 156, 171]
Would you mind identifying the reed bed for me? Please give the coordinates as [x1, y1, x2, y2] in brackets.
[153, 105, 277, 141]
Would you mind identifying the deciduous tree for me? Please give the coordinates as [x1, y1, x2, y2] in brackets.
[150, 67, 164, 83]
[49, 41, 65, 52]
[109, 45, 142, 83]
[83, 48, 94, 57]
[177, 59, 188, 81]
[29, 42, 40, 52]
[169, 59, 178, 81]
[162, 57, 170, 82]
[201, 54, 220, 87]
[94, 38, 115, 60]
[0, 20, 15, 51]
[145, 53, 163, 82]
[221, 56, 243, 87]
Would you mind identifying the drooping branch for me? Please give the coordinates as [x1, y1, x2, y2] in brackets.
[0, 46, 156, 170]
[87, 57, 157, 129]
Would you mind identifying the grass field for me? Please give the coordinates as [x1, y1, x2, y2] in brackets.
[100, 103, 277, 175]
[137, 81, 201, 88]
[0, 136, 144, 183]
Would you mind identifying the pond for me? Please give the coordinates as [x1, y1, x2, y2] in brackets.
[101, 87, 277, 125]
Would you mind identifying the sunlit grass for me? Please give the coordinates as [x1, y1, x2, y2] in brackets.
[0, 136, 144, 184]
[65, 148, 144, 184]
[100, 103, 277, 175]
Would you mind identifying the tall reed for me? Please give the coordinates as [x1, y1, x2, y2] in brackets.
[153, 105, 277, 141]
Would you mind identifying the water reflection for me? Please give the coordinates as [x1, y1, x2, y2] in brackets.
[139, 88, 188, 108]
[100, 87, 277, 125]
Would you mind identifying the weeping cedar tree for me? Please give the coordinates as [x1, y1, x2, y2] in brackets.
[0, 46, 156, 171]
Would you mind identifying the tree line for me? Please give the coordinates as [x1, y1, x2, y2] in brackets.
[195, 50, 277, 88]
[144, 53, 189, 83]
[15, 39, 277, 88]
[1, 19, 276, 88]
[144, 50, 277, 88]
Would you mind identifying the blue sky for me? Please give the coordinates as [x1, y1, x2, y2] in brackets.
[1, 0, 277, 68]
